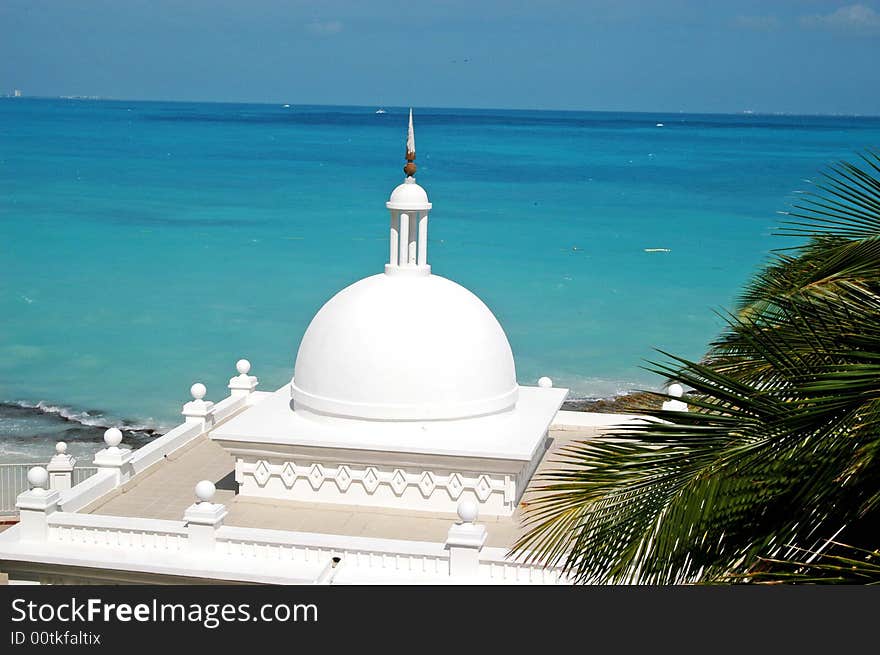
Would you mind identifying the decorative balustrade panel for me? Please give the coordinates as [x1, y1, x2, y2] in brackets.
[24, 511, 568, 583]
[47, 515, 187, 552]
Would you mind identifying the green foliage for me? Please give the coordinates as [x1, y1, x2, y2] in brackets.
[730, 542, 880, 585]
[513, 151, 880, 584]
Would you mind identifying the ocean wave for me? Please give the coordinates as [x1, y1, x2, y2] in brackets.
[2, 400, 163, 435]
[551, 376, 659, 402]
[0, 400, 164, 463]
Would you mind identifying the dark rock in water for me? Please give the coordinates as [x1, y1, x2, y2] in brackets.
[62, 425, 107, 442]
[0, 401, 160, 462]
[562, 391, 662, 414]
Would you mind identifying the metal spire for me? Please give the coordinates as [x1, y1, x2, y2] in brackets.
[404, 108, 417, 177]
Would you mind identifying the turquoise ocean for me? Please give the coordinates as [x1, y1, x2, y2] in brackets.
[2, 98, 879, 461]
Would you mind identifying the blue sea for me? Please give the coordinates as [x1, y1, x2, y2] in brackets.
[2, 98, 879, 461]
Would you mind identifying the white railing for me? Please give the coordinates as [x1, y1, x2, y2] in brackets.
[479, 546, 565, 584]
[210, 394, 249, 426]
[217, 525, 449, 579]
[128, 422, 203, 475]
[0, 463, 98, 515]
[58, 468, 119, 514]
[48, 513, 188, 551]
[17, 510, 567, 584]
[1, 361, 571, 584]
[127, 394, 247, 476]
[72, 467, 98, 486]
[3, 363, 257, 519]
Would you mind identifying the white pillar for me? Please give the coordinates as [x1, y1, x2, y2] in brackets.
[16, 467, 60, 542]
[389, 213, 399, 266]
[661, 383, 689, 412]
[228, 359, 259, 399]
[408, 213, 417, 264]
[417, 212, 428, 265]
[93, 428, 134, 485]
[182, 382, 215, 428]
[446, 500, 487, 579]
[47, 442, 76, 491]
[398, 212, 409, 266]
[184, 480, 227, 551]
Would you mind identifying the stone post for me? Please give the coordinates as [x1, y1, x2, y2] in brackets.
[16, 467, 60, 542]
[446, 499, 487, 579]
[182, 382, 215, 428]
[47, 441, 76, 491]
[93, 428, 134, 485]
[184, 480, 227, 551]
[228, 359, 259, 398]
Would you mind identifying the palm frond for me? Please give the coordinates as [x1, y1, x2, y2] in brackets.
[514, 151, 880, 584]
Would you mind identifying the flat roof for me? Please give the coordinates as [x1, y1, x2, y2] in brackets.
[87, 426, 596, 550]
[211, 384, 569, 461]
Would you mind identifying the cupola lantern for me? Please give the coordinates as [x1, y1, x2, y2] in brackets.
[386, 109, 432, 275]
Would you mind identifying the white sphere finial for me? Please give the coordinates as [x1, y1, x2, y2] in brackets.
[191, 382, 207, 400]
[104, 427, 123, 448]
[538, 376, 553, 388]
[236, 359, 251, 375]
[668, 383, 684, 398]
[195, 480, 216, 503]
[457, 499, 478, 524]
[55, 441, 68, 455]
[27, 466, 49, 490]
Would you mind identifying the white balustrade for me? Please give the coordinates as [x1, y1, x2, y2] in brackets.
[129, 421, 202, 474]
[2, 357, 569, 583]
[11, 493, 566, 583]
[48, 513, 188, 552]
[58, 468, 118, 513]
[30, 360, 257, 513]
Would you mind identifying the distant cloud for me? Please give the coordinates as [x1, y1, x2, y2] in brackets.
[306, 20, 343, 36]
[733, 15, 779, 31]
[800, 4, 880, 34]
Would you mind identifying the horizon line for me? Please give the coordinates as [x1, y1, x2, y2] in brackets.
[3, 94, 879, 119]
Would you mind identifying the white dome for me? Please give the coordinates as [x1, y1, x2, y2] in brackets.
[292, 273, 518, 421]
[387, 180, 431, 211]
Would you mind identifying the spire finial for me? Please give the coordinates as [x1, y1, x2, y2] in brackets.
[404, 108, 417, 177]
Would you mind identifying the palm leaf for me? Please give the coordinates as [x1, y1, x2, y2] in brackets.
[514, 151, 880, 584]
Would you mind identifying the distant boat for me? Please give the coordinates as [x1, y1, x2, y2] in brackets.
[375, 108, 387, 114]
[644, 248, 671, 253]
[282, 104, 290, 108]
[655, 123, 664, 127]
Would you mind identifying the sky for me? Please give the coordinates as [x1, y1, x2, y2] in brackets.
[1, 0, 879, 114]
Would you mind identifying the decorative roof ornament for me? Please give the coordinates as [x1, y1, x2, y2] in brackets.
[404, 108, 417, 178]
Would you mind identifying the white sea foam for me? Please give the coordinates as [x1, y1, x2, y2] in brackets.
[5, 400, 162, 433]
[550, 376, 659, 401]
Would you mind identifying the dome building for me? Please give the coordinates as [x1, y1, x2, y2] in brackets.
[212, 111, 568, 516]
[0, 111, 600, 585]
